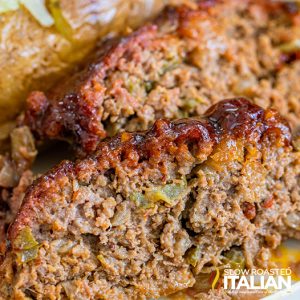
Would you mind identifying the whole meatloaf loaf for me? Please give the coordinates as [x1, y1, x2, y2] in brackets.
[25, 0, 300, 155]
[1, 99, 299, 299]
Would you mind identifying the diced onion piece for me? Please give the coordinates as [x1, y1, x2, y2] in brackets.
[20, 0, 54, 27]
[0, 0, 19, 14]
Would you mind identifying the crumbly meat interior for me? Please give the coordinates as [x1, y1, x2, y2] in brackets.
[25, 0, 300, 154]
[1, 99, 299, 299]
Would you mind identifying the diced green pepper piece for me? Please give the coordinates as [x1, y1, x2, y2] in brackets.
[145, 180, 186, 205]
[130, 192, 154, 209]
[186, 246, 201, 267]
[223, 248, 245, 270]
[13, 227, 38, 250]
[145, 81, 154, 93]
[159, 59, 180, 75]
[130, 179, 186, 208]
[183, 98, 206, 110]
[127, 81, 135, 94]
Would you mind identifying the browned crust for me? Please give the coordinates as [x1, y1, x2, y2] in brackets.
[11, 98, 291, 242]
[25, 24, 158, 153]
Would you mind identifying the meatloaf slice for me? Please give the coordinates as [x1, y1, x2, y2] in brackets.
[1, 98, 299, 299]
[24, 0, 300, 155]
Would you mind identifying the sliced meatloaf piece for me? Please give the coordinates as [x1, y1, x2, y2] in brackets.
[24, 0, 300, 155]
[1, 99, 299, 299]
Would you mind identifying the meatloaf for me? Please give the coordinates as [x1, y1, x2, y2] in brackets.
[25, 0, 300, 155]
[1, 99, 299, 299]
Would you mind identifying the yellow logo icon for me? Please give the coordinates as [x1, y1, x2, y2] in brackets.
[210, 268, 221, 290]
